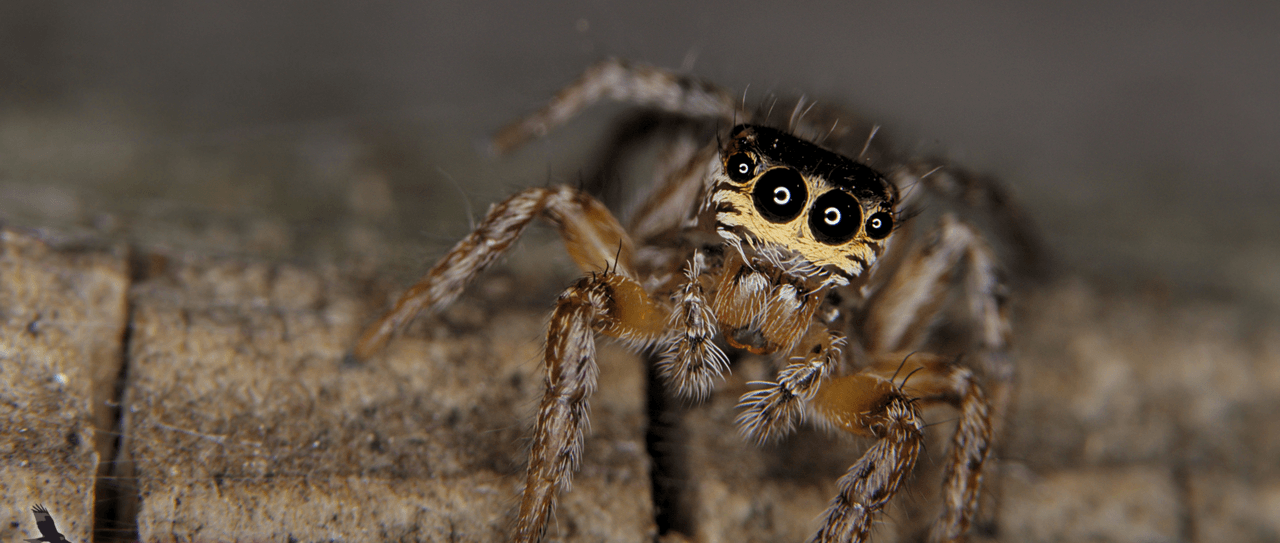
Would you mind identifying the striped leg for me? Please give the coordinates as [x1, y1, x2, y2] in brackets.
[352, 185, 633, 360]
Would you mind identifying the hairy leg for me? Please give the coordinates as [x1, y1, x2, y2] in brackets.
[736, 327, 845, 443]
[858, 205, 1010, 541]
[628, 137, 720, 242]
[865, 354, 993, 542]
[492, 58, 740, 154]
[516, 272, 668, 542]
[352, 185, 633, 360]
[807, 373, 925, 543]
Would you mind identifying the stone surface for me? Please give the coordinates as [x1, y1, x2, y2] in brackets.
[1012, 277, 1280, 478]
[1186, 470, 1280, 542]
[1000, 466, 1181, 543]
[119, 256, 653, 542]
[666, 275, 1280, 543]
[0, 229, 129, 543]
[2, 225, 1279, 542]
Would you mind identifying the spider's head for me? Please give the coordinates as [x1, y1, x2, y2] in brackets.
[709, 124, 898, 281]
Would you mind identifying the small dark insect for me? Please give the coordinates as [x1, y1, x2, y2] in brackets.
[354, 59, 1034, 543]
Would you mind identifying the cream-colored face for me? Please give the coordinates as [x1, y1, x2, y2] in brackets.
[709, 124, 898, 278]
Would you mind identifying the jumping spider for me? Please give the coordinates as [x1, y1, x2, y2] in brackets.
[352, 59, 1034, 543]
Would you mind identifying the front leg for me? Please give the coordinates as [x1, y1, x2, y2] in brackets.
[517, 272, 667, 543]
[809, 373, 925, 543]
[865, 354, 993, 543]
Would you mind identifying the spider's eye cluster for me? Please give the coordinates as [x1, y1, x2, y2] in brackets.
[718, 125, 897, 261]
[742, 166, 893, 245]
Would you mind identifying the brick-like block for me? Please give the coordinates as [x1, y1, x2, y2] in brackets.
[0, 229, 129, 543]
[121, 258, 653, 542]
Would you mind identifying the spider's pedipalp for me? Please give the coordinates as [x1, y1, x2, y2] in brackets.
[656, 252, 729, 399]
[736, 329, 844, 443]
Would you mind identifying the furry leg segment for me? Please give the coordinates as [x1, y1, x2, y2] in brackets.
[353, 185, 633, 360]
[926, 367, 992, 543]
[868, 355, 994, 543]
[656, 252, 729, 400]
[515, 271, 664, 542]
[493, 58, 739, 154]
[736, 330, 845, 443]
[809, 374, 924, 543]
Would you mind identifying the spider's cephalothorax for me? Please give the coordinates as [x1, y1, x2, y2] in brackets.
[697, 124, 898, 357]
[353, 59, 1025, 543]
[711, 124, 898, 282]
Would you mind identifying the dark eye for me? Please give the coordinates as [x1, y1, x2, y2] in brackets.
[751, 168, 807, 223]
[808, 191, 863, 244]
[726, 153, 755, 182]
[865, 211, 894, 240]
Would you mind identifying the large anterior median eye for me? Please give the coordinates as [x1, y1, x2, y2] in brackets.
[808, 190, 863, 244]
[751, 168, 808, 223]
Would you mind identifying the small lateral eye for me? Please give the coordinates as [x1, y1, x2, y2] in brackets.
[726, 153, 755, 182]
[865, 211, 894, 240]
[808, 191, 862, 245]
[751, 167, 807, 223]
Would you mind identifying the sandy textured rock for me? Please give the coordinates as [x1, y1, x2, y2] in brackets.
[1013, 279, 1280, 474]
[668, 276, 1280, 543]
[0, 229, 129, 543]
[1186, 470, 1280, 542]
[120, 257, 653, 542]
[1000, 466, 1181, 543]
[4, 230, 1280, 543]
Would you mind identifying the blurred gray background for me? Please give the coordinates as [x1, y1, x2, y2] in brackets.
[1, 0, 1277, 303]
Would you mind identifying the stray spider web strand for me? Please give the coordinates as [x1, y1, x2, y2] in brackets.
[859, 125, 881, 161]
[435, 166, 477, 231]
